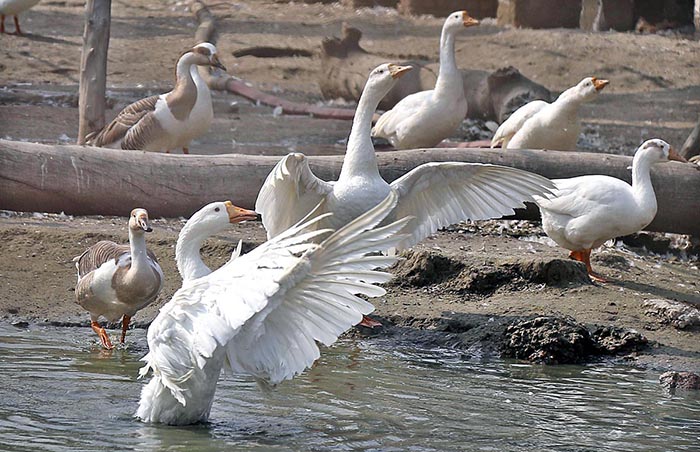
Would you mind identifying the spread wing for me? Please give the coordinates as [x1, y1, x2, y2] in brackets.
[86, 95, 160, 148]
[255, 153, 334, 239]
[139, 192, 410, 405]
[390, 162, 555, 250]
[491, 100, 548, 148]
[371, 90, 432, 142]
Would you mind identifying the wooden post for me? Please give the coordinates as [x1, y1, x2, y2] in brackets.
[681, 116, 700, 160]
[695, 0, 700, 31]
[77, 0, 111, 144]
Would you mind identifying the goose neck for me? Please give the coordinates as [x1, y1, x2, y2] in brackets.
[435, 27, 461, 95]
[128, 230, 149, 272]
[339, 87, 382, 181]
[176, 221, 211, 282]
[631, 152, 657, 211]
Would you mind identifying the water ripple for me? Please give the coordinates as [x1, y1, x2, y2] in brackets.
[0, 324, 698, 451]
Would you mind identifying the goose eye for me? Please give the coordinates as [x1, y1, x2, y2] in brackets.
[215, 207, 220, 212]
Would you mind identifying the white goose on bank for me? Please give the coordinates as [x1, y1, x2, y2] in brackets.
[175, 201, 257, 283]
[74, 209, 163, 349]
[491, 76, 609, 151]
[0, 0, 40, 35]
[255, 63, 554, 252]
[371, 11, 479, 150]
[136, 192, 410, 425]
[535, 139, 687, 282]
[86, 42, 226, 154]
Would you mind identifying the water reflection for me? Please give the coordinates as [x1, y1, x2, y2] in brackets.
[0, 324, 698, 451]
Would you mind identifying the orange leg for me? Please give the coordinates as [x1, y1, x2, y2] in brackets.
[121, 315, 131, 344]
[358, 314, 382, 328]
[580, 248, 609, 283]
[91, 320, 114, 349]
[182, 147, 189, 154]
[13, 15, 21, 35]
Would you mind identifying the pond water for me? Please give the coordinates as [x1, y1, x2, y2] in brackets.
[0, 324, 698, 452]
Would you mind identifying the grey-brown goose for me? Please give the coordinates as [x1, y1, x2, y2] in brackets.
[86, 42, 226, 154]
[74, 208, 163, 349]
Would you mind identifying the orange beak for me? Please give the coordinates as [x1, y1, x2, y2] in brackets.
[388, 63, 413, 79]
[462, 11, 480, 27]
[224, 201, 258, 223]
[591, 77, 609, 91]
[668, 147, 688, 163]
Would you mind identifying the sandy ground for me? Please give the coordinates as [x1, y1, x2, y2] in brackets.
[1, 0, 699, 372]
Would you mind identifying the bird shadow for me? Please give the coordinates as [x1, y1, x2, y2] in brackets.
[13, 32, 79, 46]
[606, 278, 700, 307]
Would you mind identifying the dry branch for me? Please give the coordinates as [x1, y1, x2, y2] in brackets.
[1, 139, 699, 236]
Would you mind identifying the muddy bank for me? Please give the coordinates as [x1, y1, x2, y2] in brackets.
[1, 211, 698, 373]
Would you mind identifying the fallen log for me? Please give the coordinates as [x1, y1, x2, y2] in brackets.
[1, 140, 698, 236]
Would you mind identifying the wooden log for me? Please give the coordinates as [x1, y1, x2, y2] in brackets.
[1, 140, 699, 236]
[77, 0, 111, 144]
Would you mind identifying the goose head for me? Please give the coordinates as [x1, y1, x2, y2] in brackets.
[183, 42, 227, 71]
[571, 76, 609, 102]
[443, 10, 480, 33]
[186, 201, 257, 237]
[635, 139, 687, 164]
[129, 208, 153, 233]
[364, 63, 412, 100]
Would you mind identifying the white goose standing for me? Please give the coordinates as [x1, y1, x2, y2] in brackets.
[371, 11, 478, 150]
[535, 139, 687, 282]
[491, 76, 609, 151]
[86, 42, 225, 154]
[136, 192, 411, 425]
[74, 208, 163, 349]
[256, 63, 554, 252]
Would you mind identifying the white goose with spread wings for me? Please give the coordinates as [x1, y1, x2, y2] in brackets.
[371, 11, 479, 150]
[136, 192, 410, 425]
[86, 42, 226, 154]
[255, 63, 555, 252]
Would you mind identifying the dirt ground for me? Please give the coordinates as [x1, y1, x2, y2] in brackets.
[1, 0, 699, 372]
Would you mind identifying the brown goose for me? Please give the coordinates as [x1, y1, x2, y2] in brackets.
[74, 208, 164, 349]
[86, 42, 226, 154]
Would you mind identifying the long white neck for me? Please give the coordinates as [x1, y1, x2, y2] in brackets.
[434, 27, 462, 96]
[174, 54, 198, 92]
[338, 84, 384, 182]
[128, 230, 149, 272]
[631, 151, 658, 215]
[176, 220, 213, 282]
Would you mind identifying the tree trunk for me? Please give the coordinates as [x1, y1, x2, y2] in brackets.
[681, 116, 700, 160]
[2, 140, 699, 236]
[695, 0, 700, 31]
[77, 0, 111, 144]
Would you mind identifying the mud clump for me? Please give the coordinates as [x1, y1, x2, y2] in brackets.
[451, 258, 590, 296]
[390, 250, 590, 294]
[591, 325, 648, 354]
[502, 316, 648, 364]
[389, 250, 464, 287]
[659, 371, 700, 390]
[502, 316, 595, 364]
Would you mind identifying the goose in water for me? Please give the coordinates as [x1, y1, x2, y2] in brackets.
[136, 192, 410, 425]
[74, 209, 163, 349]
[86, 42, 225, 154]
[175, 200, 257, 283]
[535, 139, 687, 282]
[255, 63, 554, 253]
[491, 76, 609, 150]
[0, 0, 40, 35]
[371, 11, 479, 150]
